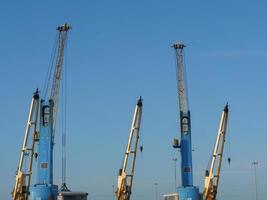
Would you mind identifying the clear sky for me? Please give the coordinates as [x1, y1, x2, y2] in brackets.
[1, 1, 267, 200]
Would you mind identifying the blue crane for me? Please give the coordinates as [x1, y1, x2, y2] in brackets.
[29, 23, 71, 200]
[172, 43, 200, 200]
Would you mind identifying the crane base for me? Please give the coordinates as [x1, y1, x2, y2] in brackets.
[30, 184, 58, 200]
[177, 186, 200, 200]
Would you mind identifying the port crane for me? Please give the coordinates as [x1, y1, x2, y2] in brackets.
[30, 23, 71, 200]
[12, 90, 40, 200]
[203, 104, 229, 200]
[12, 23, 71, 200]
[116, 97, 143, 200]
[172, 43, 200, 200]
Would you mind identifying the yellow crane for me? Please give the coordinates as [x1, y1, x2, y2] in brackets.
[12, 90, 40, 200]
[116, 97, 143, 200]
[203, 104, 229, 200]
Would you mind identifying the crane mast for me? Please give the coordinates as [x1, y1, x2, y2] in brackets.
[203, 104, 229, 200]
[30, 23, 71, 200]
[116, 97, 143, 200]
[12, 90, 39, 200]
[172, 43, 199, 200]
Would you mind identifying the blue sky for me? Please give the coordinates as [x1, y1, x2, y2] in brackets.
[1, 1, 267, 199]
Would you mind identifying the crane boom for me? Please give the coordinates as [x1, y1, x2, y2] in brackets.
[172, 43, 199, 200]
[203, 104, 229, 200]
[12, 90, 39, 200]
[50, 23, 71, 132]
[116, 97, 143, 200]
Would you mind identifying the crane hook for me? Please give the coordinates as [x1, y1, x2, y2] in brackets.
[140, 146, 143, 153]
[227, 157, 231, 165]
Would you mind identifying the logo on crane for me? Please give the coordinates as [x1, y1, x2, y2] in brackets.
[181, 117, 189, 134]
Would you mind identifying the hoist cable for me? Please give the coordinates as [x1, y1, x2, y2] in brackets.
[140, 100, 144, 153]
[227, 111, 231, 165]
[61, 37, 69, 191]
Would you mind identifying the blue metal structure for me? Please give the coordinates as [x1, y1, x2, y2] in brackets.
[30, 24, 71, 200]
[172, 43, 200, 200]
